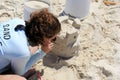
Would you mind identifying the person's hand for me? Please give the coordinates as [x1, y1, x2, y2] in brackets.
[23, 69, 41, 80]
[41, 42, 54, 53]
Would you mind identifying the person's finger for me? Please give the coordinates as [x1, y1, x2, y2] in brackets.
[49, 43, 54, 47]
[37, 71, 41, 80]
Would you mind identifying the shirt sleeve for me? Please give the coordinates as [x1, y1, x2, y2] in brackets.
[11, 56, 30, 75]
[11, 49, 46, 75]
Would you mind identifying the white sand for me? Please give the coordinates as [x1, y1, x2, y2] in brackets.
[0, 0, 120, 80]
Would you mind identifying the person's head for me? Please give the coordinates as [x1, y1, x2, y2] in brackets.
[25, 8, 61, 46]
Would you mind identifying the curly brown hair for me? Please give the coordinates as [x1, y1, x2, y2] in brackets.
[25, 8, 61, 46]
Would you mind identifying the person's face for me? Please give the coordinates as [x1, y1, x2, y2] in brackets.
[43, 34, 57, 45]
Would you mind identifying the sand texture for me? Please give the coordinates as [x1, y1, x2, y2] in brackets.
[0, 0, 120, 80]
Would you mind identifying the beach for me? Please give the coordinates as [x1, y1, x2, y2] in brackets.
[0, 0, 120, 80]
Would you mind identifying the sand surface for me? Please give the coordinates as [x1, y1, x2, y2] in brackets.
[0, 0, 120, 80]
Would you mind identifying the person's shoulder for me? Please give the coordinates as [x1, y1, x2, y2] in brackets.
[10, 18, 25, 24]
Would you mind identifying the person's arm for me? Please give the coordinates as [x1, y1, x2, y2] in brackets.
[25, 49, 46, 70]
[10, 47, 47, 75]
[0, 75, 26, 80]
[11, 42, 53, 75]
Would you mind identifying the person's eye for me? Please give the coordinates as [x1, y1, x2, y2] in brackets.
[51, 37, 56, 42]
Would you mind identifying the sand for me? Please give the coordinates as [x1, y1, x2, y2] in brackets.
[0, 0, 120, 80]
